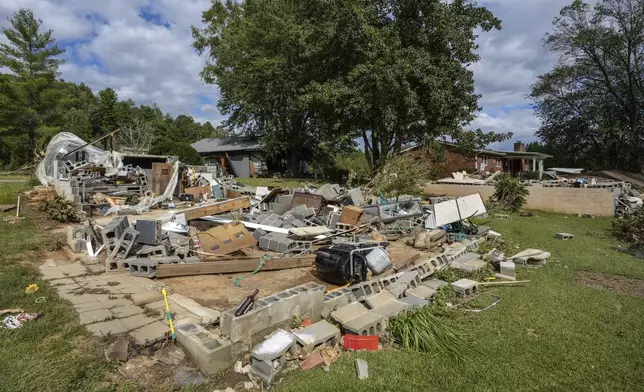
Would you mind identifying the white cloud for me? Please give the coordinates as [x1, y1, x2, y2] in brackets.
[0, 0, 577, 136]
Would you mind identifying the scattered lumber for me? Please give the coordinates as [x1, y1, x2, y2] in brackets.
[182, 196, 251, 221]
[156, 254, 316, 278]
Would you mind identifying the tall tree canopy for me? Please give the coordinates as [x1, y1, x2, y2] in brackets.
[530, 0, 644, 171]
[0, 8, 65, 166]
[0, 8, 221, 169]
[193, 0, 508, 170]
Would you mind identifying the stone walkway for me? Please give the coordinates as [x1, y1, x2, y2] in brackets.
[40, 259, 172, 345]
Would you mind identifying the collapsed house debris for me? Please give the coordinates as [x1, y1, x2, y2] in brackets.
[33, 129, 549, 387]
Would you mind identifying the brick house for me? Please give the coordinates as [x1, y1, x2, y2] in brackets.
[403, 141, 552, 178]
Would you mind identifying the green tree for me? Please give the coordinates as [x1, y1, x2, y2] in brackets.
[530, 0, 644, 171]
[149, 141, 203, 165]
[0, 8, 65, 166]
[193, 0, 507, 171]
[96, 87, 119, 135]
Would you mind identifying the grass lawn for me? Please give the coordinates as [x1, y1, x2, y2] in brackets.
[280, 213, 644, 392]
[2, 175, 643, 392]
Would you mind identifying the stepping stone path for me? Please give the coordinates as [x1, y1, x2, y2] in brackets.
[41, 259, 171, 345]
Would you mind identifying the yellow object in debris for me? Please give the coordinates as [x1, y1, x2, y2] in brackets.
[484, 276, 496, 281]
[161, 288, 176, 340]
[25, 283, 39, 294]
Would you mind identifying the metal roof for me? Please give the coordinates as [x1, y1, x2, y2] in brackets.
[191, 137, 261, 154]
[401, 141, 552, 159]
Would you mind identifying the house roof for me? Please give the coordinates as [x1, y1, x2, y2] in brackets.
[401, 140, 552, 159]
[191, 137, 261, 154]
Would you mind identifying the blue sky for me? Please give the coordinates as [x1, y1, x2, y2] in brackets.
[0, 0, 576, 149]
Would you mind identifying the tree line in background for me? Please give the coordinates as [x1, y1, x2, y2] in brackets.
[0, 8, 224, 170]
[193, 0, 511, 173]
[531, 0, 644, 172]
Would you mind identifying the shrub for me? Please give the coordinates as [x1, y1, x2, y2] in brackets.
[612, 208, 644, 244]
[149, 141, 203, 165]
[41, 197, 81, 223]
[490, 174, 529, 212]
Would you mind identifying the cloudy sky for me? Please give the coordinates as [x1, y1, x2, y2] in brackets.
[0, 0, 574, 149]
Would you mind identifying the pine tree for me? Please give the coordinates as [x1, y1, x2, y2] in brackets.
[0, 8, 65, 166]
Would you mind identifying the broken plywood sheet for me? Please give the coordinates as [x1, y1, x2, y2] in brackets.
[291, 192, 324, 211]
[339, 205, 363, 226]
[197, 222, 256, 259]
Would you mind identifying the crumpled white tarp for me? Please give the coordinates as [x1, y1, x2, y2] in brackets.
[37, 132, 180, 215]
[36, 132, 124, 185]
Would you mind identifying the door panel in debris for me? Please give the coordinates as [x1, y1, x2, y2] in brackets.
[152, 162, 173, 195]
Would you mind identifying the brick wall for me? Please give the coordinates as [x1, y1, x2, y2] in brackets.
[423, 183, 617, 216]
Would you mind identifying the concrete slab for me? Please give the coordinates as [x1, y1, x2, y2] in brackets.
[49, 278, 76, 286]
[79, 309, 113, 325]
[86, 319, 128, 336]
[75, 301, 107, 312]
[129, 321, 169, 346]
[131, 291, 163, 306]
[97, 298, 134, 309]
[111, 305, 144, 318]
[168, 294, 220, 324]
[39, 263, 88, 280]
[452, 258, 487, 272]
[59, 293, 100, 305]
[330, 302, 368, 325]
[119, 314, 157, 331]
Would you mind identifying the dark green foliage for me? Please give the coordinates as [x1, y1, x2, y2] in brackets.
[530, 0, 644, 172]
[519, 171, 540, 181]
[193, 0, 510, 171]
[389, 307, 471, 357]
[40, 197, 80, 223]
[490, 174, 529, 212]
[149, 141, 203, 165]
[0, 8, 65, 166]
[613, 208, 644, 245]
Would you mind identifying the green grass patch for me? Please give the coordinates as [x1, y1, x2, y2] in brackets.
[280, 212, 644, 391]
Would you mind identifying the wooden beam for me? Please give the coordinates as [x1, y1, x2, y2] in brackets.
[182, 196, 251, 221]
[156, 255, 315, 278]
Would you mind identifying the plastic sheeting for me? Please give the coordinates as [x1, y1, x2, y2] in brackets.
[36, 132, 180, 215]
[36, 132, 124, 185]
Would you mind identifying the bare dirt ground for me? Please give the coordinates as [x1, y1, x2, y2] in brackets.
[575, 271, 644, 299]
[162, 246, 425, 310]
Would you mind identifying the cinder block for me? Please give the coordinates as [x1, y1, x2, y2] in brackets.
[398, 270, 421, 289]
[451, 278, 478, 296]
[175, 322, 233, 376]
[320, 288, 356, 318]
[293, 320, 340, 354]
[423, 279, 448, 291]
[249, 329, 296, 383]
[330, 302, 369, 325]
[67, 226, 85, 252]
[128, 259, 157, 278]
[365, 290, 397, 309]
[400, 295, 429, 309]
[101, 216, 130, 244]
[342, 311, 388, 336]
[349, 280, 384, 301]
[406, 285, 436, 300]
[499, 261, 516, 278]
[136, 245, 167, 258]
[555, 233, 574, 240]
[371, 299, 410, 318]
[386, 281, 407, 298]
[221, 301, 272, 343]
[378, 272, 403, 288]
[410, 263, 434, 280]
